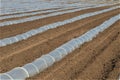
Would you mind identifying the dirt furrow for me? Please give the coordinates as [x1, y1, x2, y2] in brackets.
[0, 7, 61, 17]
[0, 8, 78, 22]
[27, 19, 120, 80]
[0, 5, 117, 39]
[0, 11, 118, 72]
[106, 58, 120, 80]
[74, 34, 120, 80]
[0, 8, 119, 58]
[0, 12, 51, 22]
[0, 9, 119, 73]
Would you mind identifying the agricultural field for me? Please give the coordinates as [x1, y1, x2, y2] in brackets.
[0, 0, 120, 80]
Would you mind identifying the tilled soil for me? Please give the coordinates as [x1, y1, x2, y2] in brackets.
[0, 4, 118, 39]
[0, 8, 119, 73]
[0, 4, 120, 80]
[74, 34, 120, 80]
[0, 8, 61, 17]
[27, 21, 120, 80]
[106, 59, 120, 80]
[0, 7, 78, 22]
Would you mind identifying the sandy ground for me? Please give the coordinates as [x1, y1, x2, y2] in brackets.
[0, 4, 118, 39]
[0, 6, 119, 73]
[0, 8, 61, 17]
[0, 3, 120, 80]
[0, 8, 78, 22]
[27, 21, 120, 80]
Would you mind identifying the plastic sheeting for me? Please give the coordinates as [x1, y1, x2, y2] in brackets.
[0, 6, 119, 47]
[0, 7, 78, 20]
[118, 75, 120, 80]
[0, 4, 117, 27]
[0, 14, 119, 80]
[1, 0, 98, 15]
[0, 73, 13, 80]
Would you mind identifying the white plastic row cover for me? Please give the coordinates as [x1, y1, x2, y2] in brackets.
[0, 3, 112, 20]
[1, 2, 114, 16]
[1, 1, 95, 16]
[0, 6, 119, 47]
[118, 75, 120, 80]
[0, 6, 79, 20]
[0, 4, 115, 27]
[0, 3, 63, 16]
[0, 14, 119, 80]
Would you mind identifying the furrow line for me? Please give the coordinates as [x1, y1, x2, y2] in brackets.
[0, 6, 119, 47]
[0, 4, 119, 27]
[0, 4, 118, 39]
[0, 14, 119, 80]
[0, 9, 119, 73]
[31, 21, 119, 80]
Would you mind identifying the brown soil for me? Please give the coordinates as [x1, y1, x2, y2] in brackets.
[74, 35, 120, 80]
[106, 60, 120, 80]
[0, 7, 61, 17]
[0, 7, 78, 22]
[0, 4, 118, 39]
[0, 3, 119, 80]
[0, 12, 51, 22]
[0, 8, 119, 73]
[26, 19, 120, 80]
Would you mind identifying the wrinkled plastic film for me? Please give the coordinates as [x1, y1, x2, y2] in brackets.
[6, 67, 29, 79]
[0, 7, 78, 20]
[0, 6, 119, 47]
[0, 73, 13, 80]
[49, 50, 62, 61]
[0, 5, 104, 27]
[1, 12, 119, 80]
